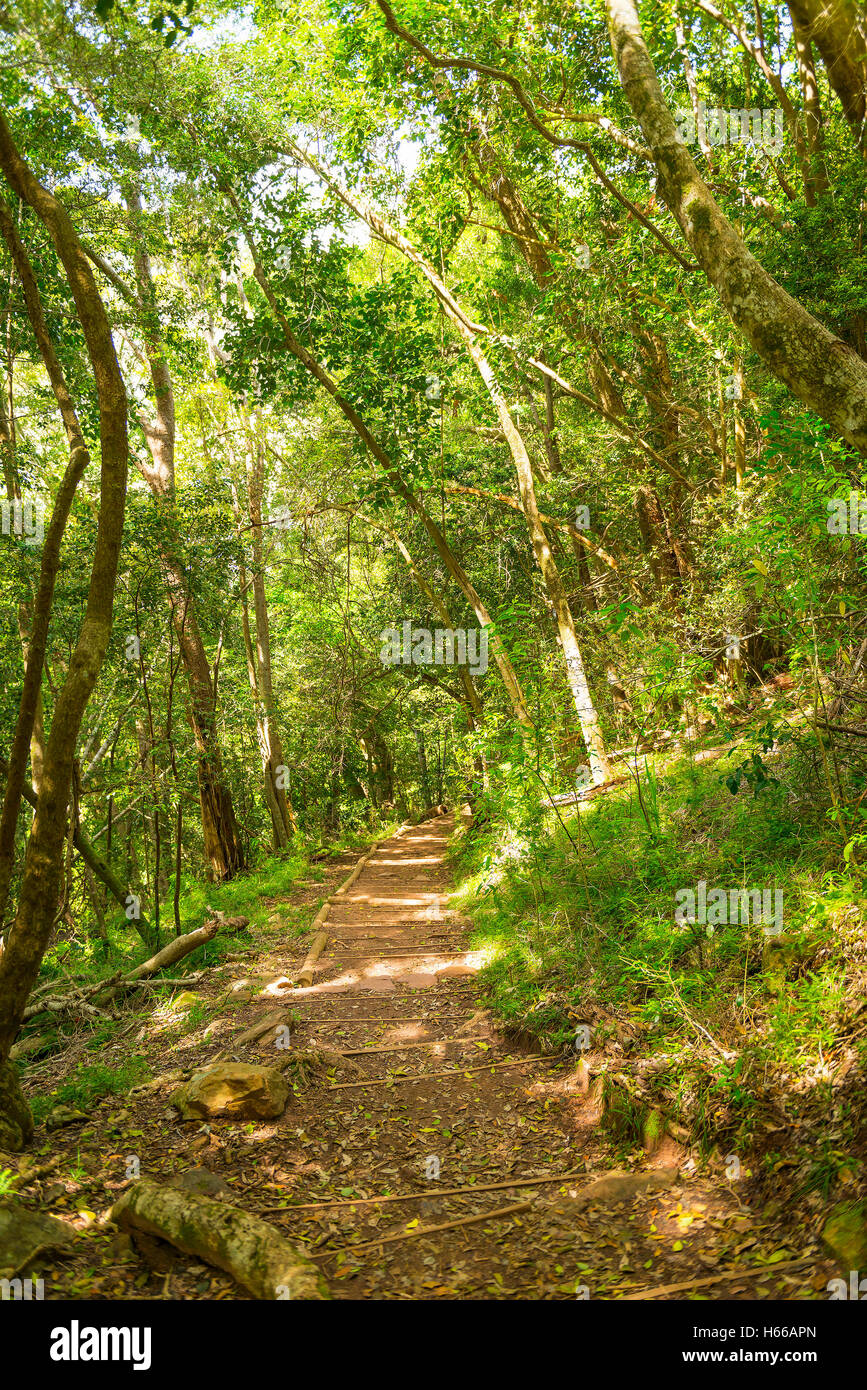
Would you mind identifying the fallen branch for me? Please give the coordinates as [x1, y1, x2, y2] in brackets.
[618, 1257, 815, 1300]
[114, 917, 222, 988]
[260, 1168, 584, 1213]
[322, 1198, 534, 1257]
[21, 919, 221, 1024]
[329, 1054, 562, 1089]
[21, 969, 126, 1022]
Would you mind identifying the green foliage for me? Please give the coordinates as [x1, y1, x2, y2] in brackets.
[454, 738, 863, 1157]
[30, 1058, 150, 1125]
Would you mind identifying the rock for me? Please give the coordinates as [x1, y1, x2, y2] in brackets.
[169, 1168, 233, 1199]
[822, 1200, 867, 1271]
[0, 1060, 34, 1152]
[642, 1109, 666, 1155]
[45, 1104, 88, 1130]
[570, 1168, 678, 1209]
[172, 1063, 289, 1121]
[169, 991, 200, 1013]
[0, 1200, 74, 1278]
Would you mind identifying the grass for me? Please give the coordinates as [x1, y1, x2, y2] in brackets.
[29, 1057, 151, 1126]
[449, 736, 867, 1175]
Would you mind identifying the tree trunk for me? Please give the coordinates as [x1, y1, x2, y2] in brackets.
[242, 415, 296, 845]
[606, 0, 867, 453]
[225, 186, 533, 734]
[0, 197, 91, 929]
[786, 0, 866, 149]
[0, 115, 129, 1143]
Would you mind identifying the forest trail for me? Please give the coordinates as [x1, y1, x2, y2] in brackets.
[266, 815, 827, 1300]
[139, 813, 828, 1300]
[23, 816, 831, 1300]
[273, 811, 594, 1298]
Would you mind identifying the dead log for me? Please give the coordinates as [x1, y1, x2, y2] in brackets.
[21, 920, 220, 1025]
[21, 970, 126, 1022]
[295, 930, 329, 988]
[118, 918, 221, 985]
[204, 908, 250, 933]
[110, 1179, 329, 1300]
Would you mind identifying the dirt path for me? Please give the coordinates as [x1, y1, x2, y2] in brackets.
[228, 815, 829, 1300]
[17, 815, 832, 1300]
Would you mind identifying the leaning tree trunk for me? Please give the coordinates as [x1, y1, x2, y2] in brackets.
[606, 0, 867, 453]
[0, 393, 46, 797]
[224, 185, 533, 736]
[0, 113, 129, 1148]
[0, 199, 92, 931]
[175, 606, 245, 882]
[786, 0, 866, 151]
